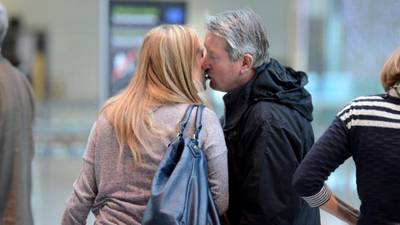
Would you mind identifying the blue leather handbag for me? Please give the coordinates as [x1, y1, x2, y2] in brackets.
[142, 104, 221, 225]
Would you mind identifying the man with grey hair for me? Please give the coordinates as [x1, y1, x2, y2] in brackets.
[202, 9, 320, 225]
[0, 3, 34, 225]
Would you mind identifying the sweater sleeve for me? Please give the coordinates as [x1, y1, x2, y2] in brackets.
[0, 81, 12, 213]
[292, 117, 351, 207]
[61, 121, 99, 224]
[200, 107, 229, 214]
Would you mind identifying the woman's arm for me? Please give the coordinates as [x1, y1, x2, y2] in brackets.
[293, 117, 358, 223]
[61, 122, 99, 224]
[201, 108, 229, 214]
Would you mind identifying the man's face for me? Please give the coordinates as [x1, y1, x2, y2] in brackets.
[202, 32, 242, 92]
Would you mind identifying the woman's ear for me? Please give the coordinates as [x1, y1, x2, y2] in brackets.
[240, 53, 254, 74]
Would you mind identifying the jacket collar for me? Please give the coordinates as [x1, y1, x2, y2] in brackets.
[222, 58, 314, 131]
[222, 71, 257, 131]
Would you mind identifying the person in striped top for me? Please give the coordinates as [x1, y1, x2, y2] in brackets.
[292, 47, 400, 225]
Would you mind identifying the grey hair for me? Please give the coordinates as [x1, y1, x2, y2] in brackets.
[206, 8, 269, 68]
[0, 3, 8, 47]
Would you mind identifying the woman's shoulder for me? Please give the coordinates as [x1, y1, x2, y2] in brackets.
[154, 103, 222, 135]
[351, 94, 386, 103]
[337, 94, 387, 117]
[154, 104, 219, 120]
[201, 106, 221, 127]
[336, 94, 400, 130]
[97, 113, 113, 128]
[91, 112, 115, 138]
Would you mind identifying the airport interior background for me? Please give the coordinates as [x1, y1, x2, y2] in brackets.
[2, 0, 400, 224]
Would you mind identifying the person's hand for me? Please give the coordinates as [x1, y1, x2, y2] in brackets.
[321, 192, 359, 225]
[335, 196, 359, 225]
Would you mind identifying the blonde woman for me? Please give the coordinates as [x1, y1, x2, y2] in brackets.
[61, 25, 228, 225]
[293, 48, 400, 225]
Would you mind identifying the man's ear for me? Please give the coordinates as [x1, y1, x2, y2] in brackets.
[240, 53, 254, 74]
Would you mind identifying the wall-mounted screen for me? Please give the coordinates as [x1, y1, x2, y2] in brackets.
[100, 1, 186, 103]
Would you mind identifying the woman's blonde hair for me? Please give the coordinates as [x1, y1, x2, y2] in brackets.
[102, 25, 203, 164]
[381, 48, 400, 91]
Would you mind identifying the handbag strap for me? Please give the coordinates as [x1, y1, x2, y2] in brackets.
[193, 104, 205, 144]
[178, 104, 198, 137]
[177, 104, 205, 142]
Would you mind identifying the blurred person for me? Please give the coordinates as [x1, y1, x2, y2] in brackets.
[61, 25, 228, 225]
[2, 16, 21, 68]
[0, 3, 35, 225]
[32, 31, 48, 101]
[202, 8, 320, 225]
[292, 48, 400, 225]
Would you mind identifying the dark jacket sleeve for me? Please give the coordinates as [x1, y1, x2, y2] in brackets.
[238, 118, 307, 225]
[292, 117, 351, 205]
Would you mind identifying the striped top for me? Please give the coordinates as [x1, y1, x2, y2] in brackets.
[338, 95, 400, 129]
[292, 94, 400, 225]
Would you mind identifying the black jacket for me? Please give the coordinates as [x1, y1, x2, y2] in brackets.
[223, 59, 320, 225]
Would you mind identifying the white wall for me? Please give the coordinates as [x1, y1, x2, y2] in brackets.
[2, 0, 99, 102]
[2, 0, 292, 102]
[46, 0, 98, 101]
